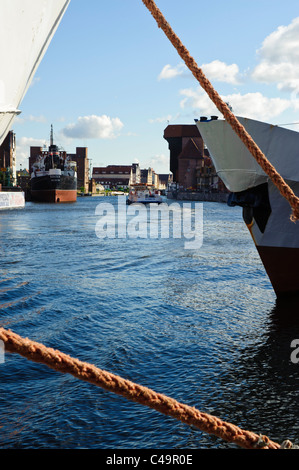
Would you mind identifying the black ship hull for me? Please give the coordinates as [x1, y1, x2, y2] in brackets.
[30, 174, 77, 203]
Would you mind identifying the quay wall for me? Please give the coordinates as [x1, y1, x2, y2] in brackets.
[167, 191, 229, 203]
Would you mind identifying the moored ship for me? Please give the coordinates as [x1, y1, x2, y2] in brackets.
[30, 126, 77, 203]
[0, 0, 70, 147]
[127, 184, 162, 205]
[196, 115, 299, 297]
[0, 0, 70, 208]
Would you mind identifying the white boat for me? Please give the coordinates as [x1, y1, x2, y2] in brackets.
[127, 184, 163, 205]
[0, 0, 70, 209]
[196, 115, 299, 297]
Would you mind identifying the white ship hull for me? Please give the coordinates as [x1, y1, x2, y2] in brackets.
[197, 116, 299, 297]
[0, 0, 70, 146]
[127, 195, 163, 205]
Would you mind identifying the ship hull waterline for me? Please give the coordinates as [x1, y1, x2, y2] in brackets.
[30, 189, 77, 203]
[30, 172, 77, 204]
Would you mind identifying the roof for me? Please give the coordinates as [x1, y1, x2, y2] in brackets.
[93, 165, 132, 175]
[158, 174, 171, 181]
[163, 124, 200, 139]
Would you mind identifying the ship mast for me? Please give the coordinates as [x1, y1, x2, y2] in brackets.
[50, 124, 54, 167]
[50, 124, 54, 147]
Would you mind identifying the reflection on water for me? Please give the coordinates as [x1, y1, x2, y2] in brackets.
[0, 198, 299, 449]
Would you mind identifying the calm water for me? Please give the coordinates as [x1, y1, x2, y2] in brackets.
[0, 196, 299, 449]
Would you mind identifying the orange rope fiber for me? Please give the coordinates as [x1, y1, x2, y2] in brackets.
[0, 327, 280, 449]
[141, 0, 299, 222]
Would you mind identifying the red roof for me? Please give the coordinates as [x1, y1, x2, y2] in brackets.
[93, 165, 131, 175]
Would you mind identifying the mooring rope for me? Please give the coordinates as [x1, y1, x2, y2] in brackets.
[141, 0, 299, 222]
[0, 326, 282, 449]
[0, 1, 296, 451]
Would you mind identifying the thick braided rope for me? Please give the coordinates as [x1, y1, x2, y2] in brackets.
[0, 327, 280, 449]
[141, 0, 299, 222]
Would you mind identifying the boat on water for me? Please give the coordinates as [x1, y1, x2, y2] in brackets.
[196, 115, 299, 297]
[127, 184, 163, 205]
[0, 0, 70, 209]
[30, 126, 77, 203]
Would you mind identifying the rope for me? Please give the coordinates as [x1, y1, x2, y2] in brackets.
[0, 2, 295, 450]
[0, 327, 281, 449]
[141, 0, 299, 222]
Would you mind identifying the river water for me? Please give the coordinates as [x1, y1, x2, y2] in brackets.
[0, 196, 299, 449]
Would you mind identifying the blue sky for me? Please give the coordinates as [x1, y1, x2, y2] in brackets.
[14, 0, 299, 174]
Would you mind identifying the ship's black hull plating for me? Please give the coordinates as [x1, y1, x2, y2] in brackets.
[31, 174, 77, 191]
[31, 174, 77, 203]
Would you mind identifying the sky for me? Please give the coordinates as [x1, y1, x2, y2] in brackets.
[13, 0, 299, 175]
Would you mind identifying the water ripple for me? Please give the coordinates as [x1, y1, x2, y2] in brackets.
[1, 198, 297, 449]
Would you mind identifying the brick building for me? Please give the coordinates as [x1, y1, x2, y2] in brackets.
[0, 131, 17, 187]
[92, 163, 172, 191]
[176, 137, 204, 190]
[163, 124, 226, 192]
[68, 147, 89, 193]
[92, 165, 132, 189]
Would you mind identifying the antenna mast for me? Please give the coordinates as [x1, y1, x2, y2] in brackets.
[50, 124, 54, 146]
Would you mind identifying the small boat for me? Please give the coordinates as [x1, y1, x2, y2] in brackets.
[127, 184, 163, 205]
[196, 115, 299, 297]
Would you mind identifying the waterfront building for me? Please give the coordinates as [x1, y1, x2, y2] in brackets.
[163, 124, 226, 192]
[157, 173, 173, 191]
[130, 163, 141, 185]
[0, 131, 17, 187]
[92, 165, 132, 190]
[68, 147, 89, 193]
[92, 163, 172, 192]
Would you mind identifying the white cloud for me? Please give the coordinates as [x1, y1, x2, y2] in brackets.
[15, 114, 47, 124]
[201, 60, 240, 85]
[62, 115, 124, 139]
[158, 60, 240, 85]
[252, 17, 299, 93]
[158, 63, 187, 80]
[256, 17, 299, 63]
[138, 153, 170, 174]
[16, 136, 47, 170]
[180, 87, 290, 121]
